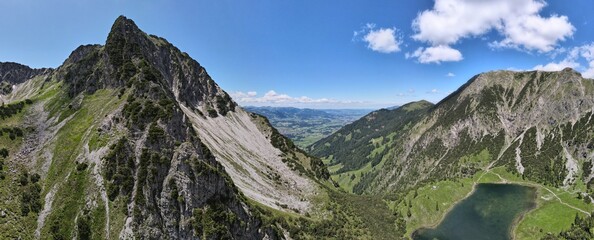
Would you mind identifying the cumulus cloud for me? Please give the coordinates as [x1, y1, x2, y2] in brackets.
[532, 43, 594, 78]
[364, 28, 401, 53]
[446, 72, 455, 77]
[230, 90, 391, 108]
[410, 0, 574, 63]
[406, 45, 463, 64]
[355, 24, 402, 53]
[232, 90, 348, 105]
[583, 64, 594, 79]
[579, 44, 594, 78]
[427, 89, 440, 94]
[232, 91, 258, 98]
[532, 59, 579, 71]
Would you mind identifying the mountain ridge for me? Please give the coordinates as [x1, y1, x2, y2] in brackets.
[312, 67, 594, 195]
[0, 16, 298, 239]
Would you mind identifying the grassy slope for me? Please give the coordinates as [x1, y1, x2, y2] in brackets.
[0, 102, 36, 238]
[39, 88, 124, 239]
[324, 132, 398, 192]
[0, 79, 126, 239]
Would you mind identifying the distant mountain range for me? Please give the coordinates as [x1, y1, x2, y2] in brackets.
[244, 106, 372, 148]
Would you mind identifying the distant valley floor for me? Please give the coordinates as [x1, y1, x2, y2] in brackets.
[244, 106, 372, 149]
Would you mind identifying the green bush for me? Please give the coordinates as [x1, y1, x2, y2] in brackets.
[20, 182, 42, 216]
[147, 124, 165, 144]
[77, 214, 92, 240]
[103, 138, 135, 201]
[0, 148, 8, 158]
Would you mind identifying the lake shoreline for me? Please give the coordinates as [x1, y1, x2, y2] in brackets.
[411, 182, 538, 240]
[410, 181, 479, 238]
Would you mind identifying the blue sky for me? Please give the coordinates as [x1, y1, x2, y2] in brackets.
[1, 0, 594, 109]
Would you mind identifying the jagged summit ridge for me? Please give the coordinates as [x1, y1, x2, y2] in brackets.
[110, 15, 143, 36]
[0, 15, 333, 239]
[0, 62, 51, 85]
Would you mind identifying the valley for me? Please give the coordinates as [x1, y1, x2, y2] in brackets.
[244, 106, 370, 149]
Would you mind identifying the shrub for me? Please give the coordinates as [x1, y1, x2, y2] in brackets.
[0, 148, 8, 158]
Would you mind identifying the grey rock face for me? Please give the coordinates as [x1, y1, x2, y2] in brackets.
[0, 62, 50, 85]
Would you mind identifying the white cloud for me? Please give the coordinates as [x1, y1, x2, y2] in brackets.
[532, 59, 579, 71]
[353, 23, 376, 38]
[364, 28, 401, 53]
[581, 44, 594, 61]
[231, 90, 396, 109]
[410, 0, 574, 63]
[355, 24, 402, 54]
[407, 45, 463, 64]
[446, 72, 455, 77]
[490, 14, 574, 52]
[427, 89, 440, 94]
[580, 44, 594, 78]
[232, 91, 258, 98]
[232, 90, 348, 105]
[532, 43, 594, 78]
[584, 62, 594, 79]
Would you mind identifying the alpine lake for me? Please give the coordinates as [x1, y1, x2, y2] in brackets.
[413, 183, 537, 240]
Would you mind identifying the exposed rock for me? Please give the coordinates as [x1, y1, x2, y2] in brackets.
[0, 62, 50, 85]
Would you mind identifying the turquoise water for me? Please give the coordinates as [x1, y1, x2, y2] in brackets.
[413, 183, 536, 240]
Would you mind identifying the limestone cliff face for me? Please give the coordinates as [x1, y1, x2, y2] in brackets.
[314, 68, 594, 195]
[0, 62, 50, 85]
[0, 62, 51, 95]
[0, 16, 328, 239]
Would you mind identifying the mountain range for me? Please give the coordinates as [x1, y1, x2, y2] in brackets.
[1, 16, 594, 240]
[312, 68, 594, 195]
[308, 68, 594, 238]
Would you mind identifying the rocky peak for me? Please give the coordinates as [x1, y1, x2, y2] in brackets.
[110, 16, 143, 37]
[0, 62, 51, 95]
[105, 16, 152, 70]
[0, 62, 50, 85]
[62, 44, 102, 65]
[57, 15, 237, 117]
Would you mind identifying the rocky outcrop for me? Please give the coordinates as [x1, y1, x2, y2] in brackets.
[0, 62, 51, 94]
[0, 62, 50, 85]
